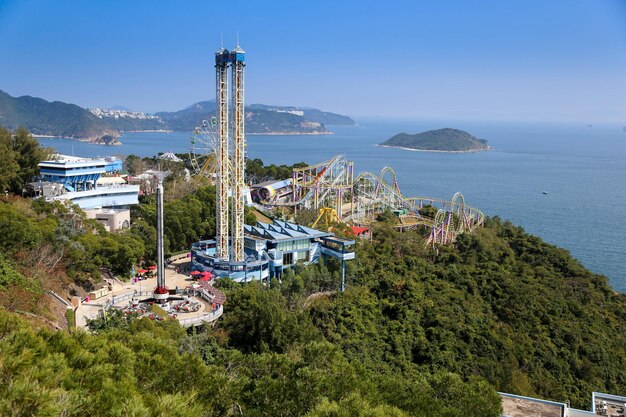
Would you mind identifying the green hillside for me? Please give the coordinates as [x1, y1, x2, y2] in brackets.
[248, 104, 355, 126]
[246, 107, 327, 134]
[155, 100, 217, 131]
[382, 128, 490, 152]
[0, 89, 117, 140]
[0, 90, 354, 138]
[3, 191, 625, 414]
[1, 139, 624, 416]
[99, 116, 165, 132]
[158, 101, 354, 133]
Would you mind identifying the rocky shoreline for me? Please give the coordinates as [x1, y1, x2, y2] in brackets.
[378, 144, 492, 153]
[33, 134, 122, 146]
[247, 131, 334, 136]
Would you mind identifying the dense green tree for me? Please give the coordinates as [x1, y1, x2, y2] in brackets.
[132, 185, 217, 258]
[0, 128, 19, 193]
[1, 146, 624, 416]
[305, 394, 409, 417]
[0, 127, 51, 194]
[246, 158, 306, 182]
[220, 282, 322, 353]
[10, 127, 50, 192]
[0, 127, 49, 194]
[124, 154, 144, 175]
[0, 202, 43, 252]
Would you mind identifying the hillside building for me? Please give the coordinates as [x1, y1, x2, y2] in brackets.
[27, 154, 139, 231]
[499, 391, 625, 417]
[191, 219, 354, 284]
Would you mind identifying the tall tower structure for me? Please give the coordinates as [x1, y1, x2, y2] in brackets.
[215, 48, 231, 261]
[153, 177, 169, 303]
[230, 45, 246, 263]
[214, 45, 246, 263]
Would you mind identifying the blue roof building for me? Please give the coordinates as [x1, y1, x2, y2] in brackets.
[191, 219, 355, 286]
[33, 154, 139, 210]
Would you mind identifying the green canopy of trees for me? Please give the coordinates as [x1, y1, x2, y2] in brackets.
[1, 135, 624, 415]
[0, 127, 50, 194]
[0, 197, 144, 293]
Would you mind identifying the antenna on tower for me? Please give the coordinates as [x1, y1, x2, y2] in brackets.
[220, 33, 224, 49]
[236, 30, 239, 47]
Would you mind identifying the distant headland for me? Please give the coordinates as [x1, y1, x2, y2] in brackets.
[0, 89, 355, 145]
[380, 128, 491, 153]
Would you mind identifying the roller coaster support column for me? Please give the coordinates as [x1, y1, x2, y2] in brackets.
[337, 188, 343, 218]
[349, 162, 354, 221]
[215, 49, 230, 260]
[292, 170, 297, 202]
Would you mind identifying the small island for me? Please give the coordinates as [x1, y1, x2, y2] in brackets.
[84, 135, 122, 146]
[380, 128, 490, 153]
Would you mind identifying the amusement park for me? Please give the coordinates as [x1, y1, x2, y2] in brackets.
[5, 3, 626, 415]
[73, 42, 484, 330]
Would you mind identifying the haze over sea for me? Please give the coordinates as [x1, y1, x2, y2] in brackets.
[37, 119, 626, 292]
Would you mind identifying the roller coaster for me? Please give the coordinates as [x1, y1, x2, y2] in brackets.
[256, 155, 484, 245]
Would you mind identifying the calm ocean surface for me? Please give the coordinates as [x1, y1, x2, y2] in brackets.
[38, 119, 626, 292]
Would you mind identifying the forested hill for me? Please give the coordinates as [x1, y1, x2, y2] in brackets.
[2, 196, 626, 414]
[1, 137, 624, 416]
[0, 89, 117, 140]
[381, 128, 490, 152]
[157, 101, 355, 133]
[0, 89, 355, 137]
[247, 104, 355, 126]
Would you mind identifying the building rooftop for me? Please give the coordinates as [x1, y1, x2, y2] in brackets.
[274, 220, 331, 238]
[499, 392, 626, 417]
[320, 235, 356, 246]
[593, 392, 626, 417]
[97, 176, 126, 185]
[245, 220, 332, 243]
[40, 154, 107, 166]
[500, 393, 565, 417]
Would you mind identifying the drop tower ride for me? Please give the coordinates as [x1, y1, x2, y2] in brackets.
[215, 45, 246, 263]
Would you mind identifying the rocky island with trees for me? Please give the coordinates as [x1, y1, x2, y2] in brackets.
[380, 128, 491, 152]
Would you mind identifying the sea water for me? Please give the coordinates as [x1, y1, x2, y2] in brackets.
[37, 119, 626, 292]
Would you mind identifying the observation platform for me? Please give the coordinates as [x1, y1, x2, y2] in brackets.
[30, 154, 139, 211]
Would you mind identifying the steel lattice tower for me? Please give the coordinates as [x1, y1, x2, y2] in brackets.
[215, 49, 230, 260]
[215, 45, 246, 263]
[231, 46, 246, 262]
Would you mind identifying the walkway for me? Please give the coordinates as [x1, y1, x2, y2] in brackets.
[75, 256, 226, 329]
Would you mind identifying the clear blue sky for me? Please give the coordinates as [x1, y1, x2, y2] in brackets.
[1, 0, 625, 122]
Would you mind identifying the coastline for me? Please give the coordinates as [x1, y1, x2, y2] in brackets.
[378, 144, 492, 153]
[123, 129, 173, 133]
[33, 134, 122, 146]
[247, 131, 334, 136]
[33, 134, 71, 139]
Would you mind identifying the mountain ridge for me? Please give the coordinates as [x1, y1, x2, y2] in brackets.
[157, 100, 355, 133]
[0, 90, 355, 140]
[0, 90, 117, 141]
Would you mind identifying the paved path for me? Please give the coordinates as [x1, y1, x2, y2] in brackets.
[75, 257, 221, 329]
